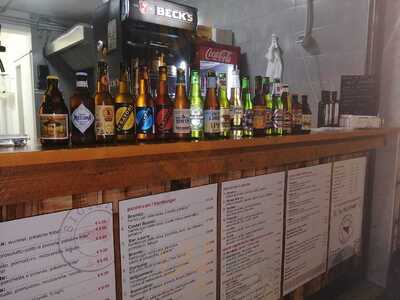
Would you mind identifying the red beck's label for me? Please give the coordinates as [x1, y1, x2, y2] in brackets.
[156, 107, 173, 133]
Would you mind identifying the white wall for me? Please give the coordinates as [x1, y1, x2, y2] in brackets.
[181, 0, 370, 126]
[0, 24, 33, 135]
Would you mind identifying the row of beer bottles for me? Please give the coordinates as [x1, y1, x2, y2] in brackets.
[38, 61, 313, 146]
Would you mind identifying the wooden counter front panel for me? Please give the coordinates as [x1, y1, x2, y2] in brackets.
[0, 134, 384, 206]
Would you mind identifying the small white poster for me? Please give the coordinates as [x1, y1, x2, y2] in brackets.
[283, 164, 331, 295]
[221, 173, 285, 300]
[328, 157, 367, 269]
[0, 204, 116, 300]
[119, 184, 218, 300]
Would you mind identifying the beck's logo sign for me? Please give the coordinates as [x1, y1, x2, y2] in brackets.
[205, 48, 234, 64]
[138, 0, 194, 24]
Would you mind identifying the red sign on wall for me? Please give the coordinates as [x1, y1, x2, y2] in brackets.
[195, 41, 240, 66]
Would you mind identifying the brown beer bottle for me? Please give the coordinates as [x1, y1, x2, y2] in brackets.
[115, 63, 135, 142]
[291, 94, 303, 135]
[70, 72, 95, 145]
[253, 76, 266, 137]
[95, 60, 115, 143]
[135, 66, 154, 141]
[155, 66, 173, 140]
[173, 68, 191, 140]
[204, 71, 220, 139]
[39, 76, 69, 147]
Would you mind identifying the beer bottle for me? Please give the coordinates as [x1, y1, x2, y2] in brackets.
[115, 63, 135, 142]
[189, 70, 204, 140]
[70, 72, 95, 145]
[318, 91, 330, 127]
[135, 66, 155, 141]
[253, 76, 266, 137]
[218, 73, 230, 138]
[281, 84, 292, 135]
[242, 76, 253, 137]
[272, 79, 284, 136]
[291, 94, 303, 135]
[204, 71, 220, 139]
[230, 69, 243, 139]
[331, 91, 340, 127]
[39, 76, 69, 146]
[95, 60, 115, 143]
[263, 77, 273, 136]
[173, 68, 190, 140]
[155, 66, 173, 140]
[302, 95, 312, 133]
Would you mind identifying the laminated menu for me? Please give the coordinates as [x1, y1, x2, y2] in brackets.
[283, 164, 331, 295]
[221, 173, 285, 300]
[119, 184, 218, 300]
[328, 157, 367, 269]
[0, 203, 116, 300]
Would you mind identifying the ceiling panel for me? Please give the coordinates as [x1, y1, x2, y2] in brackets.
[1, 0, 104, 21]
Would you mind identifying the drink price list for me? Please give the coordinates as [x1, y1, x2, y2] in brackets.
[328, 157, 367, 269]
[283, 164, 331, 295]
[0, 204, 116, 300]
[221, 173, 285, 300]
[119, 184, 217, 300]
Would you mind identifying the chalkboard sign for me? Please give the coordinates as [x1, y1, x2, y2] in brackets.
[340, 75, 378, 115]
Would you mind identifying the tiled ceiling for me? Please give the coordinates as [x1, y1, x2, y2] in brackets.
[0, 0, 105, 22]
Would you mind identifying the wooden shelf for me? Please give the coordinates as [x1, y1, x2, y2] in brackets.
[0, 128, 397, 205]
[0, 128, 397, 168]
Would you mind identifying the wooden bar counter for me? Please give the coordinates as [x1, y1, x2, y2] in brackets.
[0, 128, 397, 300]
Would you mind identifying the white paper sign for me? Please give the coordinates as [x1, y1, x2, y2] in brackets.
[119, 185, 217, 300]
[328, 157, 367, 269]
[283, 164, 331, 295]
[221, 173, 285, 300]
[0, 204, 116, 300]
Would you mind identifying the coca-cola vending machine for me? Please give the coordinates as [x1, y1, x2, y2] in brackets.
[194, 41, 241, 98]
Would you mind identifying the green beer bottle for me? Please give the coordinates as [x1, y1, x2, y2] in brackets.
[189, 70, 204, 140]
[272, 79, 284, 136]
[230, 69, 243, 139]
[242, 76, 253, 137]
[218, 73, 230, 138]
[263, 77, 273, 136]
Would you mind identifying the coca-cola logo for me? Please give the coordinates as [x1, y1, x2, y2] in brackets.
[205, 48, 234, 64]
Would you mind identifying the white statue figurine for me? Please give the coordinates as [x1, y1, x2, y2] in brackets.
[265, 34, 283, 80]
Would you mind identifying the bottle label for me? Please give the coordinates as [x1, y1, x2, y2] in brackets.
[302, 114, 312, 130]
[324, 104, 330, 127]
[115, 104, 135, 133]
[220, 108, 231, 132]
[95, 105, 115, 136]
[243, 109, 254, 130]
[293, 108, 303, 126]
[173, 109, 191, 134]
[204, 109, 220, 134]
[266, 108, 273, 129]
[272, 109, 284, 129]
[40, 114, 69, 140]
[136, 107, 154, 133]
[283, 111, 292, 132]
[72, 103, 94, 134]
[253, 106, 266, 129]
[190, 107, 204, 132]
[156, 106, 173, 134]
[230, 106, 243, 127]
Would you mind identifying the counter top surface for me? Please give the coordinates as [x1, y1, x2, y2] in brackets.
[0, 128, 397, 168]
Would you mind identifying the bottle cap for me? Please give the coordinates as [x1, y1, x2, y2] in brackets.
[76, 72, 88, 76]
[47, 75, 59, 80]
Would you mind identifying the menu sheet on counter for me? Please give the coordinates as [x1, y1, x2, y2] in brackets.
[221, 173, 285, 300]
[328, 157, 367, 269]
[283, 164, 331, 295]
[119, 184, 218, 300]
[0, 204, 116, 300]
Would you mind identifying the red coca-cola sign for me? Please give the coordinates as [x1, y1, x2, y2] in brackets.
[195, 42, 240, 65]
